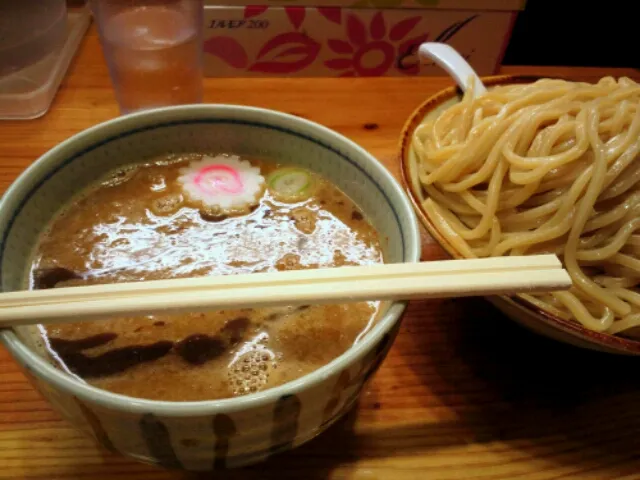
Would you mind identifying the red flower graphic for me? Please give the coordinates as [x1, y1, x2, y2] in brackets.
[204, 36, 248, 69]
[243, 6, 268, 19]
[317, 7, 342, 25]
[325, 13, 427, 77]
[240, 5, 318, 74]
[249, 32, 320, 74]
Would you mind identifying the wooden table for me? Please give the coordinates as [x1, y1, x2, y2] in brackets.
[2, 26, 640, 480]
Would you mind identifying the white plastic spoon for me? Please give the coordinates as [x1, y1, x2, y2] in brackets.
[418, 42, 487, 97]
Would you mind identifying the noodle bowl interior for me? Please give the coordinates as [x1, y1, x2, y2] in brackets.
[412, 76, 640, 336]
[29, 154, 384, 401]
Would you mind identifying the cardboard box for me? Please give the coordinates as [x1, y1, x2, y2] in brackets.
[203, 6, 518, 77]
[204, 0, 526, 10]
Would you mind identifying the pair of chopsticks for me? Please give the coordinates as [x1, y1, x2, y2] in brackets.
[0, 254, 571, 328]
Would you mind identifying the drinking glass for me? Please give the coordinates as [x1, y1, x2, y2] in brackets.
[89, 0, 204, 114]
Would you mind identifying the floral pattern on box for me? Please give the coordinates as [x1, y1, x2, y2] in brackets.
[202, 6, 517, 77]
[203, 0, 527, 10]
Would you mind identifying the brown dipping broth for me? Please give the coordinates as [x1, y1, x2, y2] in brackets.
[29, 154, 384, 401]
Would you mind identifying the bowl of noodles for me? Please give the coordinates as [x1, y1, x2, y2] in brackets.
[400, 74, 640, 354]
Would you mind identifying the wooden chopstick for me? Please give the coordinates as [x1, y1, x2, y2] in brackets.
[0, 254, 571, 327]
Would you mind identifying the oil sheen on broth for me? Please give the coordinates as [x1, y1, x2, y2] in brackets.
[29, 154, 383, 401]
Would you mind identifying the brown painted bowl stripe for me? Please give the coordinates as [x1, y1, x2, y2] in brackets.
[212, 413, 237, 469]
[270, 394, 301, 456]
[322, 369, 351, 424]
[139, 413, 182, 469]
[73, 397, 117, 453]
[362, 332, 392, 384]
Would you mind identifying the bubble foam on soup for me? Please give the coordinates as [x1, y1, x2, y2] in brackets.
[27, 154, 384, 401]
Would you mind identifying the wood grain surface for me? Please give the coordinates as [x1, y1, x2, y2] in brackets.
[1, 25, 639, 480]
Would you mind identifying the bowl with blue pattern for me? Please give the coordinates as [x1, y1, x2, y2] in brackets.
[0, 104, 421, 470]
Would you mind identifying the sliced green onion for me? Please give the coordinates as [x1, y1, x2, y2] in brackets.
[267, 167, 315, 202]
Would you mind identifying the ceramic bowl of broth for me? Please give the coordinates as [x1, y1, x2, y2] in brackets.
[400, 74, 640, 355]
[0, 105, 421, 470]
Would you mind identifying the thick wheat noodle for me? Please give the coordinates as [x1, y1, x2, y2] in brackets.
[584, 192, 640, 232]
[413, 76, 640, 335]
